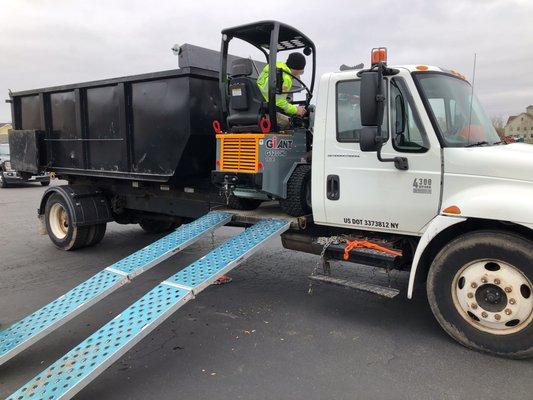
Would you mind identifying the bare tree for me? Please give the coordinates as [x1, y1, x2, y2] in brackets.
[491, 116, 506, 138]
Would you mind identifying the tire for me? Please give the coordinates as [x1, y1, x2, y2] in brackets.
[427, 230, 533, 359]
[0, 171, 8, 188]
[226, 196, 262, 211]
[279, 164, 311, 217]
[40, 180, 50, 187]
[139, 219, 175, 234]
[45, 193, 90, 251]
[85, 223, 107, 247]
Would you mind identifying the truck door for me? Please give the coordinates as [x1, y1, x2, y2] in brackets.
[322, 73, 442, 235]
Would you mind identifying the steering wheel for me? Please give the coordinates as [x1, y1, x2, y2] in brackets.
[280, 70, 313, 107]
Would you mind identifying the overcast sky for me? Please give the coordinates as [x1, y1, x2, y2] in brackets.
[0, 0, 531, 122]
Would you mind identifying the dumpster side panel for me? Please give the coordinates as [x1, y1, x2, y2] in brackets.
[173, 76, 220, 182]
[131, 78, 190, 175]
[86, 85, 128, 172]
[19, 95, 42, 130]
[49, 91, 83, 169]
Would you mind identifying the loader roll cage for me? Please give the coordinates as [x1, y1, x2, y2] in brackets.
[219, 20, 316, 132]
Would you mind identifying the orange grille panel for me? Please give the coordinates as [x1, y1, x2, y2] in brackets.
[217, 134, 264, 173]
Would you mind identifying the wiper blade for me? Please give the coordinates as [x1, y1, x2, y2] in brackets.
[465, 141, 490, 147]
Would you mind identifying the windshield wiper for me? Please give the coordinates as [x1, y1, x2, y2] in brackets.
[465, 141, 490, 147]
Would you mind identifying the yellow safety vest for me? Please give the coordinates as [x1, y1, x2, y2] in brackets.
[256, 62, 297, 115]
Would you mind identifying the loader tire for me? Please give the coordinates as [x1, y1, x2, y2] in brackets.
[226, 196, 262, 211]
[139, 219, 175, 234]
[280, 164, 311, 217]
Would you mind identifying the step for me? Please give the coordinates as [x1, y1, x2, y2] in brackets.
[7, 218, 290, 400]
[0, 211, 232, 367]
[308, 275, 400, 298]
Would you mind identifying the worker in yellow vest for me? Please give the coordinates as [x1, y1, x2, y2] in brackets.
[257, 52, 307, 128]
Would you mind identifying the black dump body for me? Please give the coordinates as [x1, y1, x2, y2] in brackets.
[7, 45, 262, 220]
[9, 45, 223, 185]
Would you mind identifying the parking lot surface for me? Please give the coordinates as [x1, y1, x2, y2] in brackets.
[1, 181, 532, 400]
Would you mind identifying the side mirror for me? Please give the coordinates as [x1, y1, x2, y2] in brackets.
[275, 68, 284, 94]
[360, 126, 380, 152]
[360, 71, 384, 127]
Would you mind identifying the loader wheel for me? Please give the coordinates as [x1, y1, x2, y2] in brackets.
[45, 194, 90, 251]
[139, 219, 175, 234]
[427, 230, 533, 359]
[280, 164, 311, 217]
[226, 196, 262, 211]
[85, 223, 107, 247]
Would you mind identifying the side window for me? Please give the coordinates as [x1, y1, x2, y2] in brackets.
[429, 98, 447, 133]
[336, 80, 362, 142]
[336, 80, 388, 143]
[390, 78, 429, 152]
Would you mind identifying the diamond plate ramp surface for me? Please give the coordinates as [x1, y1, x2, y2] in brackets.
[8, 218, 289, 400]
[0, 211, 232, 366]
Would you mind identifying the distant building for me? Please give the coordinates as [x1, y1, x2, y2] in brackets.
[0, 123, 12, 144]
[504, 106, 533, 143]
[0, 122, 12, 135]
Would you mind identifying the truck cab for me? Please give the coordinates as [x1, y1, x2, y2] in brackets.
[312, 59, 533, 236]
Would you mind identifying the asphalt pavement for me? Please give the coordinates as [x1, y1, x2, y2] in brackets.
[1, 181, 532, 400]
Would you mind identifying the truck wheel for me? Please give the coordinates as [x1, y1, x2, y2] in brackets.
[139, 219, 175, 234]
[427, 230, 533, 358]
[226, 196, 262, 211]
[45, 193, 90, 251]
[40, 180, 50, 187]
[0, 172, 8, 188]
[85, 223, 107, 247]
[279, 164, 311, 217]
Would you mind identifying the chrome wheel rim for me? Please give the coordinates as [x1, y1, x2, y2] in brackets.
[49, 203, 69, 240]
[452, 259, 533, 335]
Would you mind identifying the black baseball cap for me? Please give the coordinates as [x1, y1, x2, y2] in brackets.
[286, 52, 306, 70]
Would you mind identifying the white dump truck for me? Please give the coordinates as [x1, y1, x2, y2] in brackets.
[4, 20, 533, 400]
[213, 23, 533, 358]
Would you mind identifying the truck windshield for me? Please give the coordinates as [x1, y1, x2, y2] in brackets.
[0, 144, 9, 156]
[414, 72, 501, 147]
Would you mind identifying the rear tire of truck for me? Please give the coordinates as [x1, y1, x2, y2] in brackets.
[45, 194, 90, 251]
[139, 219, 175, 234]
[427, 230, 533, 359]
[0, 172, 8, 188]
[40, 180, 50, 187]
[226, 196, 262, 211]
[85, 223, 107, 247]
[279, 164, 311, 217]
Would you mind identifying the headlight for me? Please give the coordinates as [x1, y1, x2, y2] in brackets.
[4, 161, 13, 171]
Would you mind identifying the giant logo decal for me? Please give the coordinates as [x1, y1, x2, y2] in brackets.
[265, 136, 293, 149]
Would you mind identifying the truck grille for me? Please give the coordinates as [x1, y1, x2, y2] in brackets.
[218, 134, 263, 173]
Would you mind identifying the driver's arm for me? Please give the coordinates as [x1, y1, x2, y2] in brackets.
[276, 85, 298, 115]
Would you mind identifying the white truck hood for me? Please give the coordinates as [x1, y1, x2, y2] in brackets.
[442, 143, 533, 228]
[444, 143, 533, 182]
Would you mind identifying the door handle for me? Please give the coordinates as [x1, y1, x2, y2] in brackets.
[326, 175, 340, 200]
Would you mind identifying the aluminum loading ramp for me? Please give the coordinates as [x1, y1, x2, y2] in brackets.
[0, 212, 233, 367]
[7, 218, 290, 400]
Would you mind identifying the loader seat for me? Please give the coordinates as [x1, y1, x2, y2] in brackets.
[226, 59, 265, 132]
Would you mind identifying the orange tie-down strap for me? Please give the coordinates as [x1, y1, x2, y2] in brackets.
[343, 240, 402, 260]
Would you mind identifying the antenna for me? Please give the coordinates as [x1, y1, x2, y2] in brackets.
[467, 53, 477, 142]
